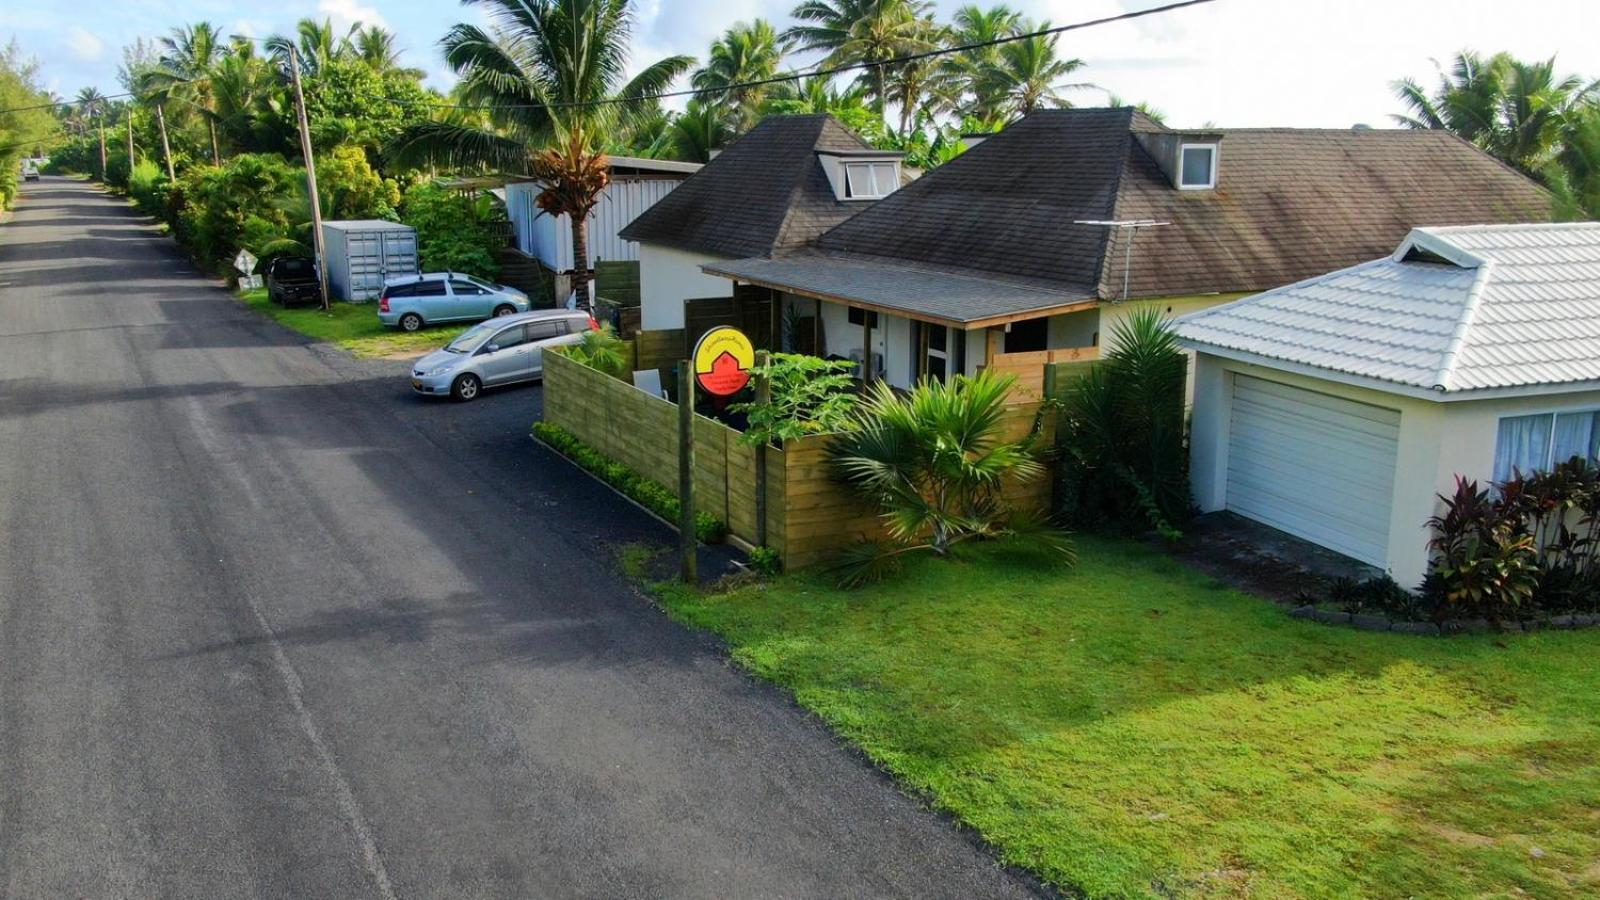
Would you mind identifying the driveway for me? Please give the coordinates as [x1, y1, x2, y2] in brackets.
[0, 178, 1045, 899]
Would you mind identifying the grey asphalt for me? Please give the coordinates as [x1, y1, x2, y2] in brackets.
[0, 177, 1046, 899]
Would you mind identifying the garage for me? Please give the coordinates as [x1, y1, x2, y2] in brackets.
[1225, 375, 1399, 566]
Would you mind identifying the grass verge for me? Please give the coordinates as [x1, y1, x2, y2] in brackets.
[650, 536, 1600, 898]
[238, 288, 471, 358]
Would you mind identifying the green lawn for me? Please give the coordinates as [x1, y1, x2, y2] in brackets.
[238, 288, 470, 358]
[653, 537, 1600, 898]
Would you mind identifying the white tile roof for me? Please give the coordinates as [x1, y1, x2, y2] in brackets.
[1175, 223, 1600, 395]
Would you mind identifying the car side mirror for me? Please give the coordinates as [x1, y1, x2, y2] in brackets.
[485, 344, 500, 354]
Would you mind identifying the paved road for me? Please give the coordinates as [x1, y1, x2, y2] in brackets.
[0, 178, 1044, 899]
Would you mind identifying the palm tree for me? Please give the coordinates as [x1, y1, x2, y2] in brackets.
[884, 18, 953, 136]
[667, 100, 733, 163]
[267, 18, 360, 77]
[354, 26, 426, 79]
[783, 0, 935, 118]
[1392, 51, 1599, 176]
[764, 74, 872, 116]
[692, 20, 782, 134]
[945, 4, 1021, 122]
[207, 43, 293, 156]
[387, 0, 692, 311]
[978, 24, 1088, 119]
[149, 23, 230, 165]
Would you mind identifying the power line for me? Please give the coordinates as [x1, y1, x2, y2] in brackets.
[362, 0, 1215, 113]
[0, 0, 1213, 118]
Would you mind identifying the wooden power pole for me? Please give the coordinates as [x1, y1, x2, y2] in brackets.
[126, 112, 135, 168]
[96, 116, 107, 182]
[155, 104, 175, 181]
[287, 45, 331, 311]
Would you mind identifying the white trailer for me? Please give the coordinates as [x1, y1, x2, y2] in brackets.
[321, 220, 418, 302]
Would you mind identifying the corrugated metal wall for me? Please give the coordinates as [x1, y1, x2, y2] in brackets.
[505, 178, 681, 272]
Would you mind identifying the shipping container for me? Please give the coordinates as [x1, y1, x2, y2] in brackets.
[321, 220, 418, 302]
[506, 173, 688, 273]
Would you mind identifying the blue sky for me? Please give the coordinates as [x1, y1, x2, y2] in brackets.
[7, 0, 1600, 129]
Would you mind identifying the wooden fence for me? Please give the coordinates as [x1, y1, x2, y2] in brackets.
[543, 350, 1059, 570]
[985, 344, 1098, 399]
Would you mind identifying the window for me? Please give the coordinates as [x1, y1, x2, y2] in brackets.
[414, 280, 448, 297]
[847, 306, 879, 328]
[843, 161, 897, 199]
[450, 279, 488, 295]
[526, 320, 564, 341]
[384, 283, 416, 298]
[490, 325, 527, 350]
[1493, 410, 1600, 481]
[1179, 143, 1217, 190]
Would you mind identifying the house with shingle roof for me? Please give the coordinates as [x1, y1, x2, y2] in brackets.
[618, 114, 905, 332]
[663, 107, 1551, 390]
[1177, 223, 1600, 586]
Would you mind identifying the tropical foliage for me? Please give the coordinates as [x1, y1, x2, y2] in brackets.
[732, 353, 859, 447]
[0, 42, 59, 208]
[398, 181, 507, 280]
[826, 370, 1072, 585]
[1054, 309, 1190, 538]
[1393, 50, 1600, 217]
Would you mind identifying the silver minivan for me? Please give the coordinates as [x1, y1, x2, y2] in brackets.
[378, 272, 531, 331]
[410, 310, 593, 401]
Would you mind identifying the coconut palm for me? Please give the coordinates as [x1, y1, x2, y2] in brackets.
[386, 0, 692, 311]
[764, 74, 872, 117]
[667, 100, 733, 163]
[783, 0, 936, 117]
[1392, 51, 1600, 176]
[354, 26, 427, 79]
[71, 87, 106, 134]
[884, 19, 954, 136]
[150, 22, 230, 165]
[267, 18, 360, 77]
[692, 20, 782, 133]
[207, 44, 293, 156]
[945, 4, 1022, 121]
[978, 24, 1089, 119]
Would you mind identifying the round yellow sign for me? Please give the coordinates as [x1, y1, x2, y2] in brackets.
[692, 325, 756, 397]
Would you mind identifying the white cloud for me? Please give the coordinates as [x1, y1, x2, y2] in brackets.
[317, 0, 386, 32]
[64, 26, 104, 62]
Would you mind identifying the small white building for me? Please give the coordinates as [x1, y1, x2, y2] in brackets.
[1177, 223, 1600, 587]
[504, 156, 700, 274]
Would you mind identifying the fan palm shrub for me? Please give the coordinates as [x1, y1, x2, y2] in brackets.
[827, 370, 1073, 586]
[1055, 308, 1190, 537]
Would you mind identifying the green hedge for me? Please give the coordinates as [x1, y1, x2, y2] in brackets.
[533, 421, 728, 544]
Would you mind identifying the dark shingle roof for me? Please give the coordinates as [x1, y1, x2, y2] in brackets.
[800, 108, 1552, 304]
[617, 115, 879, 258]
[1105, 127, 1554, 299]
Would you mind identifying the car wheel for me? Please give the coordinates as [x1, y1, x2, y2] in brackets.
[492, 304, 516, 318]
[398, 313, 424, 332]
[450, 373, 482, 403]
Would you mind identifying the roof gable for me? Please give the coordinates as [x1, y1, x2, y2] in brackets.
[617, 115, 877, 258]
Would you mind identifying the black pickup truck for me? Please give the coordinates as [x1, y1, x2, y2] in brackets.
[265, 257, 322, 307]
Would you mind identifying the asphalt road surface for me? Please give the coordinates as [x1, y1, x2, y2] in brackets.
[0, 178, 1046, 899]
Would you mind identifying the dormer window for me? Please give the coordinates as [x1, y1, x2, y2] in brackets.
[844, 161, 898, 199]
[1179, 143, 1218, 190]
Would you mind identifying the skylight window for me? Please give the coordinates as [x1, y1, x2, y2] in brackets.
[1179, 143, 1217, 190]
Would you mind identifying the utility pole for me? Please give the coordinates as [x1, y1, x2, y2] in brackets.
[155, 103, 175, 181]
[287, 45, 331, 311]
[126, 111, 135, 168]
[96, 114, 107, 182]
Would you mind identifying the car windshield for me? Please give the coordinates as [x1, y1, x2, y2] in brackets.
[446, 322, 499, 354]
[465, 275, 497, 291]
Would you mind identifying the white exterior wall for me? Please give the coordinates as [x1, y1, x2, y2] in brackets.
[506, 179, 682, 272]
[638, 243, 733, 331]
[1189, 351, 1600, 588]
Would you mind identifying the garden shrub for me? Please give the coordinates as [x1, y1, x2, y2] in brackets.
[1424, 461, 1600, 620]
[1055, 308, 1191, 538]
[400, 181, 505, 280]
[564, 325, 628, 379]
[747, 545, 782, 576]
[532, 422, 729, 545]
[731, 353, 858, 447]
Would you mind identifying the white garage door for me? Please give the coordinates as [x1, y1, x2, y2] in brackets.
[1226, 375, 1400, 566]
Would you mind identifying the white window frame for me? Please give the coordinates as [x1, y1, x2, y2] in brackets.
[1178, 142, 1218, 190]
[843, 161, 897, 199]
[1493, 406, 1600, 481]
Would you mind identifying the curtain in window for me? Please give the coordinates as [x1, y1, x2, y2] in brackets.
[1494, 413, 1552, 482]
[1552, 411, 1600, 465]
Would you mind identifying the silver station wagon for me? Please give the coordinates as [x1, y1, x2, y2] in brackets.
[378, 272, 531, 331]
[410, 310, 593, 401]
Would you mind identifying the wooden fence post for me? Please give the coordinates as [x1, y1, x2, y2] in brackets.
[678, 361, 697, 584]
[754, 350, 770, 547]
